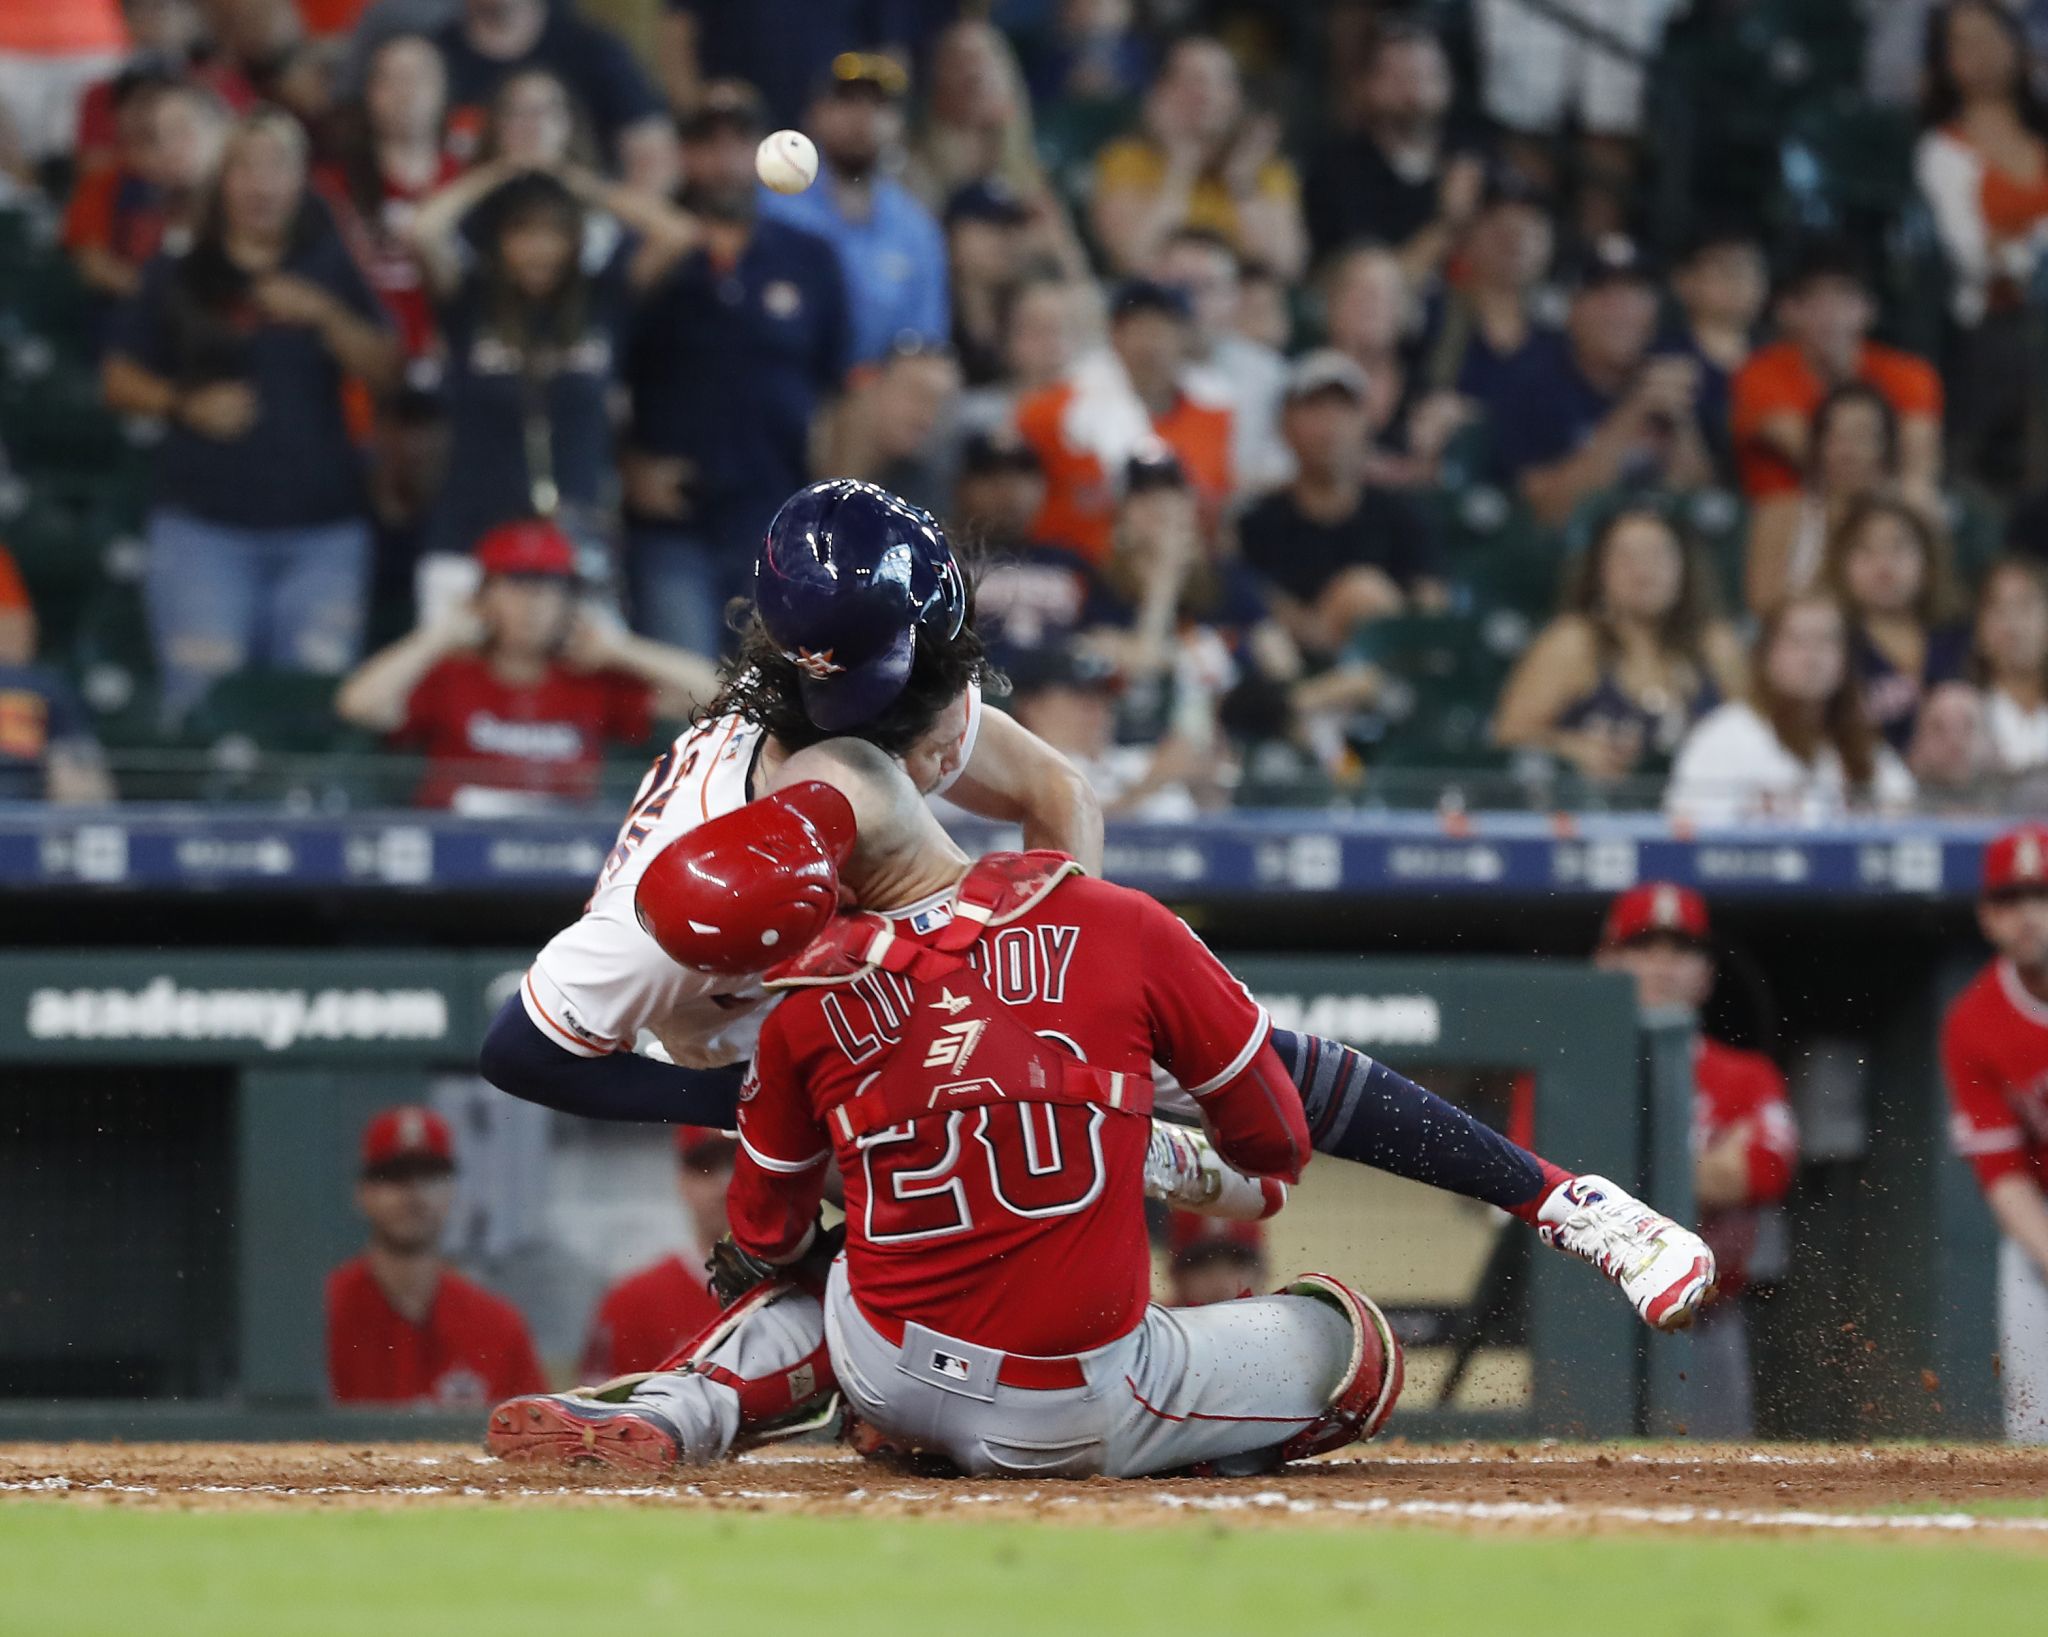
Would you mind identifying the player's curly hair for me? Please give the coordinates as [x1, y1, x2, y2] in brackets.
[701, 598, 995, 758]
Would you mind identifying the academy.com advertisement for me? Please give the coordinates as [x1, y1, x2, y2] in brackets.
[23, 977, 451, 1053]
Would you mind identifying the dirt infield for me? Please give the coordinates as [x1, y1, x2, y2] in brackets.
[7, 1442, 2048, 1541]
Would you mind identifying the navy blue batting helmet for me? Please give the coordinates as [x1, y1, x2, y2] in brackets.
[754, 480, 967, 731]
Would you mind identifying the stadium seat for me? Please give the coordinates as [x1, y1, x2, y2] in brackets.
[1344, 612, 1519, 790]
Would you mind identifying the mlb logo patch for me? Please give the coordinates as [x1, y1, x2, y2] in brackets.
[909, 902, 955, 936]
[930, 1351, 972, 1382]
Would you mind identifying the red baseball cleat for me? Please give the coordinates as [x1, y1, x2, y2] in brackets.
[486, 1392, 685, 1473]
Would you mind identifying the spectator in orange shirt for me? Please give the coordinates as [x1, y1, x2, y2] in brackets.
[326, 1105, 548, 1407]
[1730, 240, 1944, 503]
[1015, 279, 1233, 564]
[580, 1127, 736, 1380]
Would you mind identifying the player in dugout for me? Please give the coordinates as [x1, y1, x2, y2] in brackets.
[326, 1106, 546, 1407]
[1943, 823, 2048, 1444]
[1594, 883, 1799, 1439]
[580, 1126, 735, 1380]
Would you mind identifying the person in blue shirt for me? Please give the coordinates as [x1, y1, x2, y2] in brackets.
[1482, 238, 1714, 528]
[623, 82, 852, 654]
[756, 52, 949, 366]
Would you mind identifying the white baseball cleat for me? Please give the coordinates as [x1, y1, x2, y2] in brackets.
[1535, 1175, 1717, 1332]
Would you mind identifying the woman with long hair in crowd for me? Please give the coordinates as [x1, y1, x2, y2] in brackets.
[313, 31, 455, 369]
[403, 145, 697, 598]
[1667, 591, 1916, 824]
[1822, 492, 1971, 752]
[1915, 0, 2048, 488]
[102, 108, 399, 724]
[1745, 382, 1901, 616]
[909, 18, 1054, 208]
[1972, 555, 2048, 775]
[1494, 505, 1745, 784]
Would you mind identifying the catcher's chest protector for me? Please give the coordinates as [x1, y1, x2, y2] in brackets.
[766, 854, 1157, 1143]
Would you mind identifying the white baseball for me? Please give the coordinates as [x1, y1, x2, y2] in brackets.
[756, 129, 819, 194]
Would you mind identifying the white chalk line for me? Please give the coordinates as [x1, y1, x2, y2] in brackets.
[6, 1473, 2046, 1536]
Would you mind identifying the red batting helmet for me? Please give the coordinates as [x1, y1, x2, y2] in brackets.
[634, 781, 858, 976]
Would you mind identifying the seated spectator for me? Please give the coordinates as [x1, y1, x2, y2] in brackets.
[1081, 444, 1294, 756]
[1238, 352, 1446, 665]
[1003, 642, 1214, 820]
[1236, 258, 1291, 353]
[1667, 226, 1769, 479]
[405, 159, 697, 575]
[945, 179, 1085, 389]
[955, 272, 1089, 440]
[1016, 279, 1232, 563]
[1823, 494, 1971, 753]
[1972, 557, 2048, 775]
[758, 52, 948, 368]
[835, 340, 962, 518]
[1731, 241, 1943, 504]
[326, 1104, 547, 1406]
[334, 518, 714, 813]
[1418, 169, 1556, 408]
[1090, 35, 1305, 280]
[1745, 383, 1901, 617]
[65, 77, 225, 312]
[0, 0, 127, 167]
[435, 0, 673, 191]
[1156, 226, 1287, 494]
[1167, 1214, 1269, 1308]
[1494, 505, 1744, 782]
[952, 430, 1099, 665]
[661, 0, 948, 130]
[314, 31, 457, 370]
[580, 1127, 734, 1380]
[1020, 0, 1153, 111]
[102, 109, 400, 724]
[0, 544, 113, 804]
[1908, 679, 2000, 809]
[1303, 18, 1485, 282]
[475, 63, 595, 176]
[907, 19, 1052, 209]
[1474, 0, 1681, 238]
[1666, 592, 1916, 826]
[1322, 244, 1469, 492]
[73, 0, 208, 167]
[1488, 239, 1713, 528]
[623, 81, 848, 655]
[1915, 0, 2048, 489]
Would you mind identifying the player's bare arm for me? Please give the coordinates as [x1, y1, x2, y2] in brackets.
[942, 705, 1105, 874]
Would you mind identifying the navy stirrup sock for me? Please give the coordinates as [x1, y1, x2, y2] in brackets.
[1271, 1027, 1566, 1216]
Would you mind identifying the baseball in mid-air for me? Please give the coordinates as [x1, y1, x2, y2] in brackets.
[756, 129, 819, 194]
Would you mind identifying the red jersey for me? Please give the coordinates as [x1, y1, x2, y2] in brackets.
[1692, 1036, 1798, 1296]
[579, 1252, 721, 1379]
[1943, 958, 2048, 1194]
[730, 855, 1306, 1357]
[325, 1257, 546, 1406]
[397, 654, 654, 811]
[61, 162, 168, 271]
[314, 155, 462, 361]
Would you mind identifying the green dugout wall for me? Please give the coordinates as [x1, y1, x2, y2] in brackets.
[0, 948, 1843, 1440]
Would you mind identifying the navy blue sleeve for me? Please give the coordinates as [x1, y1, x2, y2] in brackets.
[478, 992, 746, 1125]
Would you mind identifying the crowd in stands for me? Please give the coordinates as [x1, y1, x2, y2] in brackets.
[5, 0, 2048, 822]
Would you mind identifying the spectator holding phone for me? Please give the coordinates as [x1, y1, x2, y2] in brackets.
[103, 109, 399, 724]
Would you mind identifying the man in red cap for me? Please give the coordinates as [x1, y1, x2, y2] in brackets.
[579, 1127, 736, 1379]
[1942, 823, 2048, 1443]
[1596, 882, 1799, 1438]
[326, 1105, 547, 1405]
[335, 518, 715, 811]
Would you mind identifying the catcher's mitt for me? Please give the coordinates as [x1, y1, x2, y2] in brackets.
[707, 1220, 845, 1306]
